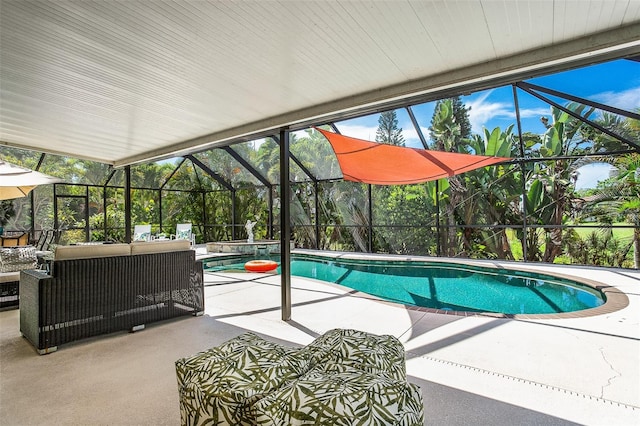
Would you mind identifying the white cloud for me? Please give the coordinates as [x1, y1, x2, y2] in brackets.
[335, 124, 378, 141]
[400, 126, 431, 148]
[519, 107, 552, 119]
[252, 138, 266, 149]
[575, 163, 615, 190]
[592, 86, 640, 112]
[467, 91, 514, 133]
[337, 123, 429, 148]
[401, 126, 419, 141]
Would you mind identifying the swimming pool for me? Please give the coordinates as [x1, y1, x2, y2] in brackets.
[204, 254, 606, 315]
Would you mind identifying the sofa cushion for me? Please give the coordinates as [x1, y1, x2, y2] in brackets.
[251, 366, 424, 426]
[130, 239, 190, 255]
[0, 271, 21, 283]
[0, 246, 37, 272]
[54, 243, 131, 260]
[175, 332, 308, 425]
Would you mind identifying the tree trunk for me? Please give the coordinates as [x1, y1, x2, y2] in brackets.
[543, 168, 566, 263]
[527, 228, 540, 261]
[544, 227, 563, 262]
[445, 176, 465, 257]
[500, 230, 512, 259]
[445, 204, 457, 257]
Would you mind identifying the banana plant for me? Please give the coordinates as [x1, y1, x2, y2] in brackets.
[526, 103, 595, 262]
[464, 126, 521, 258]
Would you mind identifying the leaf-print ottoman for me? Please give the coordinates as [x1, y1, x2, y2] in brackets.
[175, 332, 309, 425]
[300, 328, 407, 381]
[175, 329, 423, 425]
[251, 365, 424, 426]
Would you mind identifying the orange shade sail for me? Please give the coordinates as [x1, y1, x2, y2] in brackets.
[316, 128, 510, 185]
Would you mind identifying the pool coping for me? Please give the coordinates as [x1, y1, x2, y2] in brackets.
[289, 250, 631, 320]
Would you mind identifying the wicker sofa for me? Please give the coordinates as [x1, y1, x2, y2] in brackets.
[20, 239, 204, 354]
[175, 329, 424, 425]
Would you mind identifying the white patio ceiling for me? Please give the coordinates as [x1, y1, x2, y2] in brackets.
[1, 0, 639, 167]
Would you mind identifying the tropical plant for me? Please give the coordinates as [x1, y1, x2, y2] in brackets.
[288, 129, 348, 249]
[0, 200, 16, 228]
[464, 125, 521, 259]
[372, 183, 437, 255]
[523, 103, 597, 262]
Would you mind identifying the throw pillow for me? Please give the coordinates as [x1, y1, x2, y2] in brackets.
[133, 232, 150, 242]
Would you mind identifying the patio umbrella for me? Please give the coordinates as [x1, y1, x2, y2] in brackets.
[316, 128, 510, 185]
[0, 160, 62, 200]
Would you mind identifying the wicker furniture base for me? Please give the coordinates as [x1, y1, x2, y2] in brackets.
[175, 329, 424, 425]
[0, 277, 19, 308]
[20, 249, 204, 354]
[0, 246, 38, 308]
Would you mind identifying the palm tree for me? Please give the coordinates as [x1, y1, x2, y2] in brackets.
[428, 99, 467, 256]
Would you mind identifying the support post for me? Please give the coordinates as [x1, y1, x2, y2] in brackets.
[53, 184, 59, 234]
[84, 185, 90, 241]
[314, 181, 320, 249]
[435, 179, 441, 257]
[268, 188, 274, 240]
[512, 84, 528, 261]
[158, 189, 163, 233]
[231, 190, 236, 240]
[103, 186, 108, 240]
[29, 191, 35, 241]
[30, 154, 45, 242]
[124, 165, 132, 243]
[279, 128, 292, 321]
[367, 184, 373, 252]
[201, 191, 207, 243]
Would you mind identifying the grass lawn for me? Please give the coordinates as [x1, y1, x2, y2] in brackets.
[505, 223, 636, 262]
[569, 222, 635, 242]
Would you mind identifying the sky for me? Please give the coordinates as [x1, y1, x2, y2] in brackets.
[332, 58, 639, 190]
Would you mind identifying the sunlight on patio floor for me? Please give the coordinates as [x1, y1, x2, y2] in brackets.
[1, 256, 638, 425]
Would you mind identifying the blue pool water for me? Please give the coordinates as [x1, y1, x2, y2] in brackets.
[205, 255, 605, 315]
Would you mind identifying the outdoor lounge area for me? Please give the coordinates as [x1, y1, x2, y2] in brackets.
[0, 248, 638, 424]
[1, 1, 639, 425]
[20, 239, 204, 354]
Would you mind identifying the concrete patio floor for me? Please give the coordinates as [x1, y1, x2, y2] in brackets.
[1, 252, 638, 425]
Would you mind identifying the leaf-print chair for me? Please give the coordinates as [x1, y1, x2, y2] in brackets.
[175, 329, 423, 425]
